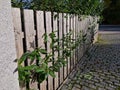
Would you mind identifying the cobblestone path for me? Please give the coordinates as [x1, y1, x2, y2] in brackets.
[60, 32, 120, 90]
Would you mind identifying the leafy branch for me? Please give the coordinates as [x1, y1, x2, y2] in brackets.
[17, 30, 84, 85]
[17, 19, 97, 87]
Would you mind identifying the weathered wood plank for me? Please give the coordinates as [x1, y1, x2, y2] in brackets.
[66, 14, 70, 74]
[45, 11, 53, 90]
[36, 11, 47, 90]
[24, 9, 36, 51]
[63, 13, 67, 79]
[74, 15, 77, 66]
[69, 15, 72, 72]
[36, 11, 45, 48]
[75, 15, 79, 62]
[12, 8, 24, 59]
[78, 18, 81, 60]
[73, 15, 76, 67]
[23, 9, 38, 90]
[83, 18, 87, 51]
[12, 8, 25, 90]
[83, 18, 87, 53]
[70, 15, 74, 70]
[72, 15, 75, 68]
[53, 12, 59, 90]
[58, 13, 63, 84]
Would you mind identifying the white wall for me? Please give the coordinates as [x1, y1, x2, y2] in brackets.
[0, 0, 19, 90]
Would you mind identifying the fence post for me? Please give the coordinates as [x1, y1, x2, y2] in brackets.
[0, 0, 19, 90]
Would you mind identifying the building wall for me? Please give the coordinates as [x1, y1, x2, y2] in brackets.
[0, 0, 19, 90]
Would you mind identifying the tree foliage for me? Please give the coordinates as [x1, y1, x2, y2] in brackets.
[11, 0, 104, 16]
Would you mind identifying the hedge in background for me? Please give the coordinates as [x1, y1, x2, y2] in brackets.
[11, 0, 104, 16]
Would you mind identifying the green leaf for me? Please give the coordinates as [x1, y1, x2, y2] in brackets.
[24, 71, 31, 76]
[18, 52, 30, 65]
[39, 49, 47, 54]
[42, 33, 48, 43]
[38, 72, 48, 83]
[45, 54, 53, 62]
[49, 69, 56, 78]
[49, 32, 56, 39]
[29, 51, 37, 64]
[61, 61, 67, 66]
[36, 55, 42, 61]
[50, 43, 54, 49]
[36, 68, 45, 73]
[24, 65, 38, 71]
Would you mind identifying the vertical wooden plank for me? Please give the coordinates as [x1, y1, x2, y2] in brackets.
[77, 18, 80, 60]
[58, 13, 63, 84]
[12, 8, 24, 58]
[36, 11, 47, 90]
[84, 18, 87, 51]
[86, 17, 90, 48]
[53, 12, 59, 90]
[72, 14, 75, 69]
[73, 15, 76, 67]
[12, 8, 25, 90]
[79, 18, 83, 60]
[63, 13, 67, 79]
[70, 15, 74, 70]
[72, 15, 75, 68]
[80, 19, 84, 55]
[36, 11, 45, 48]
[88, 16, 92, 44]
[23, 9, 38, 90]
[69, 15, 72, 72]
[85, 17, 89, 51]
[66, 14, 70, 74]
[75, 15, 78, 63]
[65, 14, 68, 76]
[77, 16, 80, 62]
[24, 9, 36, 51]
[45, 11, 53, 90]
[86, 18, 88, 46]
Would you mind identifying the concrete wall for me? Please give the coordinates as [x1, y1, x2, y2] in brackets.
[0, 0, 19, 90]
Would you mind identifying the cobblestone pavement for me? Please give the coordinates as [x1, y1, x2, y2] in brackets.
[60, 32, 120, 90]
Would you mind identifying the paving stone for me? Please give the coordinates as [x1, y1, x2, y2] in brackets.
[81, 86, 90, 90]
[114, 82, 120, 86]
[111, 79, 119, 84]
[88, 84, 96, 89]
[98, 87, 106, 90]
[100, 82, 108, 87]
[109, 84, 116, 88]
[106, 80, 113, 84]
[60, 32, 120, 90]
[95, 83, 104, 88]
[74, 84, 82, 89]
[85, 80, 95, 84]
[72, 87, 81, 90]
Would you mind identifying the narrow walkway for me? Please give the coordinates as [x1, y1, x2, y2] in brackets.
[61, 31, 120, 90]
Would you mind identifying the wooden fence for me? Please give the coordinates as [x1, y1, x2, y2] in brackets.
[12, 8, 98, 90]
